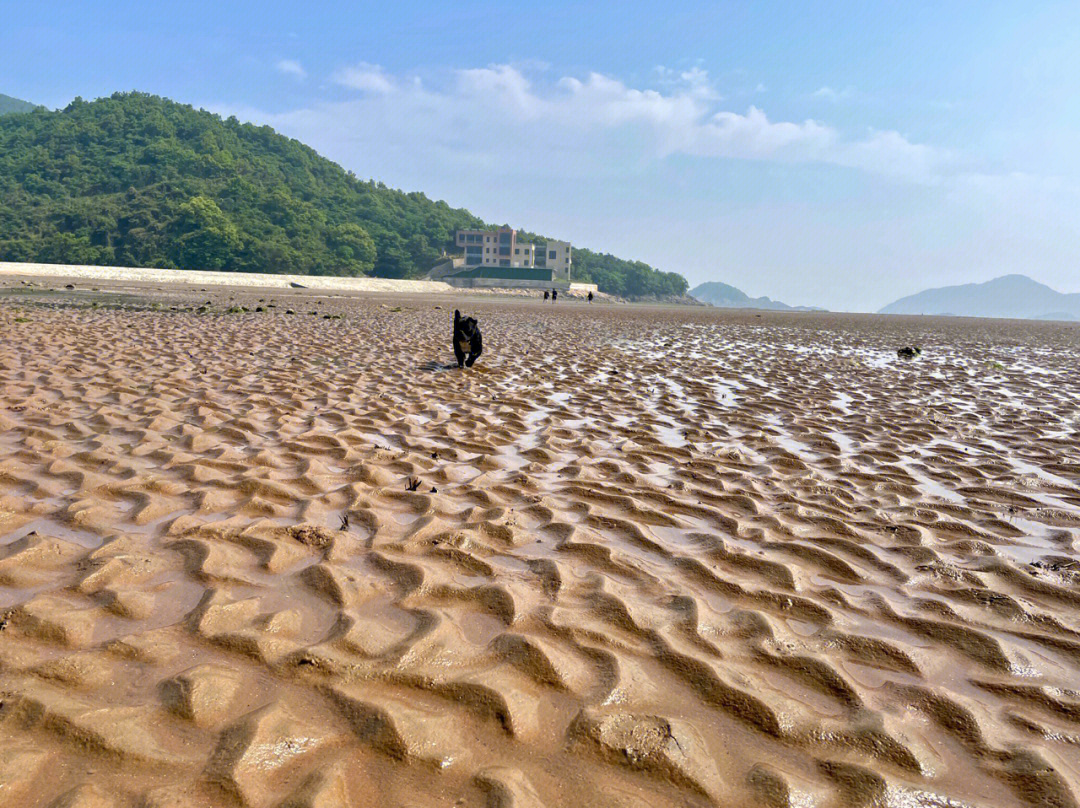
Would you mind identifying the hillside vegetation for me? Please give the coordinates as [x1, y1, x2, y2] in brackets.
[0, 92, 687, 297]
[0, 93, 41, 116]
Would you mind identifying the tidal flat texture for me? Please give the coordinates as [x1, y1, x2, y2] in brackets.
[1, 289, 1079, 807]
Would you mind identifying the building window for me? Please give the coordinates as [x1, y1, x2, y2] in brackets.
[499, 259, 510, 267]
[549, 250, 556, 259]
[499, 246, 510, 256]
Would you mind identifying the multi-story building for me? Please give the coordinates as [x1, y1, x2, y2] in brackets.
[449, 227, 572, 284]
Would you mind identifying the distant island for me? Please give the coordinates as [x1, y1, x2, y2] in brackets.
[0, 92, 688, 299]
[879, 274, 1080, 321]
[689, 281, 824, 311]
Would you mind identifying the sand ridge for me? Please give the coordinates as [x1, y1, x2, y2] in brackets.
[1, 289, 1079, 807]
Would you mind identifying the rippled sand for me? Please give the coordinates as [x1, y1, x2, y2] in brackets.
[2, 288, 1079, 808]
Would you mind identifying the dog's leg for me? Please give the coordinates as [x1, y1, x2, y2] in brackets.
[465, 332, 482, 367]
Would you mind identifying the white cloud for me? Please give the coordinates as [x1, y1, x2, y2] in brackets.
[333, 62, 394, 94]
[276, 59, 306, 80]
[228, 63, 953, 185]
[678, 67, 721, 100]
[652, 64, 722, 100]
[811, 85, 855, 102]
[692, 106, 836, 160]
[836, 128, 950, 183]
[458, 64, 537, 114]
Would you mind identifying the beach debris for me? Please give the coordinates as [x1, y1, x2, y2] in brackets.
[339, 513, 349, 531]
[290, 281, 306, 288]
[285, 309, 295, 315]
[287, 525, 334, 550]
[405, 477, 422, 491]
[1030, 558, 1078, 573]
[65, 283, 74, 289]
[430, 486, 438, 493]
[896, 346, 922, 360]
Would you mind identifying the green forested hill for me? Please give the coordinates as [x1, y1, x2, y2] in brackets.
[0, 93, 42, 116]
[0, 92, 687, 296]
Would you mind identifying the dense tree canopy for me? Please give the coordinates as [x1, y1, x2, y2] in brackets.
[0, 92, 687, 296]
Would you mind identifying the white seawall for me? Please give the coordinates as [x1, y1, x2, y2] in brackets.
[0, 262, 455, 294]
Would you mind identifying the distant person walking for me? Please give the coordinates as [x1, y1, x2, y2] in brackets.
[587, 291, 593, 303]
[543, 290, 549, 301]
[551, 288, 558, 303]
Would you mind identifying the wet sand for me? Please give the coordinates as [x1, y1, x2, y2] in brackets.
[1, 287, 1079, 807]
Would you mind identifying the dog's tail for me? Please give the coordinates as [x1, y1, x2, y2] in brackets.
[454, 309, 461, 323]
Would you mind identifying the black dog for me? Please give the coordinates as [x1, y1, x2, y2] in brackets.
[897, 346, 922, 360]
[453, 310, 483, 368]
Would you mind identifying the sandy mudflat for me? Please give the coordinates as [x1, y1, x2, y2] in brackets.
[1, 285, 1079, 808]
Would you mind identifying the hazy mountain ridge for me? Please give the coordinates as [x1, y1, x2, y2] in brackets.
[0, 93, 42, 116]
[690, 281, 824, 311]
[879, 274, 1080, 321]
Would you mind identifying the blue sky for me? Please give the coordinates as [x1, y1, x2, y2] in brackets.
[4, 1, 1079, 310]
